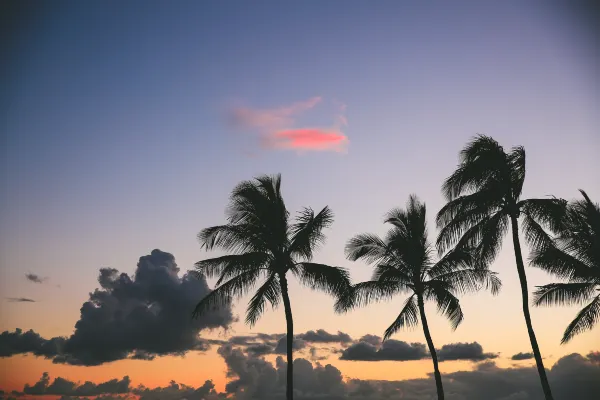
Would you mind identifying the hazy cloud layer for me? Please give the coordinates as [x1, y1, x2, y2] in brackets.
[0, 250, 233, 365]
[512, 352, 535, 361]
[10, 351, 599, 399]
[5, 297, 36, 303]
[227, 97, 349, 153]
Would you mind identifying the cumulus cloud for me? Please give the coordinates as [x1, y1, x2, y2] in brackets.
[436, 342, 498, 362]
[511, 352, 535, 361]
[227, 97, 349, 153]
[5, 297, 36, 303]
[0, 250, 234, 365]
[25, 273, 48, 284]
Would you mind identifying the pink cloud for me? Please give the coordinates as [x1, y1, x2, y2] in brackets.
[226, 96, 349, 153]
[265, 128, 348, 152]
[229, 96, 322, 131]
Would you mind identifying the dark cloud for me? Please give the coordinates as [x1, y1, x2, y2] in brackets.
[274, 337, 307, 354]
[5, 298, 36, 303]
[436, 342, 498, 362]
[25, 273, 47, 284]
[340, 339, 428, 361]
[1, 250, 234, 366]
[0, 329, 65, 358]
[511, 352, 535, 361]
[357, 334, 382, 347]
[23, 372, 130, 396]
[297, 330, 352, 344]
[308, 347, 328, 361]
[133, 380, 217, 400]
[586, 351, 600, 364]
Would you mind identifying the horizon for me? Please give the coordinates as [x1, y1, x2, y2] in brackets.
[1, 1, 599, 399]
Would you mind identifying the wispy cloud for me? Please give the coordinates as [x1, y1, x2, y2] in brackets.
[25, 273, 48, 284]
[6, 297, 36, 303]
[227, 96, 349, 153]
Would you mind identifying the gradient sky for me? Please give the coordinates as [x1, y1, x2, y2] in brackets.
[1, 0, 599, 396]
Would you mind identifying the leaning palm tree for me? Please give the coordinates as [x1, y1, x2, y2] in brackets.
[336, 195, 500, 400]
[436, 135, 567, 400]
[531, 189, 600, 343]
[191, 174, 350, 400]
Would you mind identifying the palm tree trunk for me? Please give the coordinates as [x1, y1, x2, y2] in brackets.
[279, 273, 294, 400]
[417, 294, 444, 400]
[510, 215, 554, 400]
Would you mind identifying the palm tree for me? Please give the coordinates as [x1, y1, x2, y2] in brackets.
[191, 174, 350, 400]
[336, 195, 501, 400]
[531, 189, 600, 343]
[435, 135, 567, 400]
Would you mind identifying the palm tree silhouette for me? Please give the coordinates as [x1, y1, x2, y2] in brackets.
[191, 174, 350, 400]
[436, 135, 566, 400]
[336, 195, 500, 400]
[531, 189, 600, 343]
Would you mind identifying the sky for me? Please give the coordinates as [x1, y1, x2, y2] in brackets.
[1, 0, 599, 399]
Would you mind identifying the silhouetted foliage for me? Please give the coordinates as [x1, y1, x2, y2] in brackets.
[531, 189, 600, 343]
[336, 195, 500, 400]
[436, 135, 567, 400]
[191, 174, 350, 400]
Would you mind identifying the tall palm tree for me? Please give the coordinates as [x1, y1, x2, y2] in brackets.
[531, 189, 600, 343]
[336, 195, 501, 400]
[191, 174, 350, 400]
[435, 135, 567, 400]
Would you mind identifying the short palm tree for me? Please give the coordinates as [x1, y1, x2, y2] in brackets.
[191, 174, 350, 400]
[436, 135, 566, 400]
[531, 189, 600, 343]
[336, 195, 500, 400]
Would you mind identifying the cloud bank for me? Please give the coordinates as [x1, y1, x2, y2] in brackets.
[227, 97, 349, 153]
[7, 351, 599, 399]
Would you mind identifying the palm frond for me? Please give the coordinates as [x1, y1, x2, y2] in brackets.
[428, 247, 475, 278]
[193, 252, 269, 282]
[431, 268, 501, 296]
[372, 264, 413, 283]
[519, 197, 568, 237]
[245, 273, 281, 326]
[345, 233, 388, 264]
[192, 268, 265, 319]
[561, 295, 600, 344]
[334, 281, 406, 313]
[288, 206, 334, 261]
[383, 295, 419, 341]
[226, 174, 289, 252]
[423, 281, 464, 330]
[441, 135, 506, 201]
[472, 210, 509, 267]
[529, 243, 594, 281]
[198, 224, 267, 254]
[507, 146, 526, 200]
[533, 282, 597, 307]
[295, 262, 351, 297]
